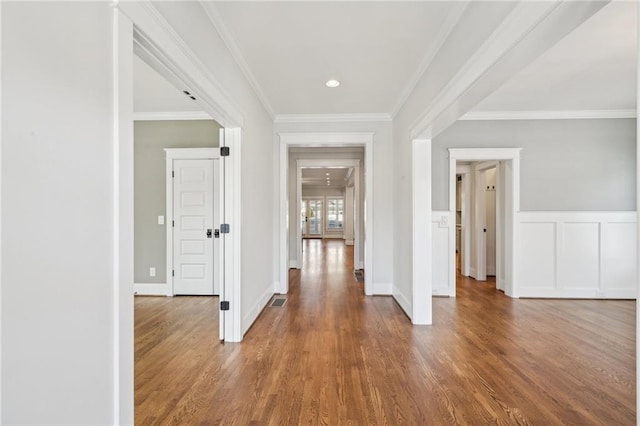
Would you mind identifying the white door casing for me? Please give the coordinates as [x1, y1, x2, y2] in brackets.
[448, 148, 521, 298]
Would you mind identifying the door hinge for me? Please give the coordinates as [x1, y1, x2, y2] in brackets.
[172, 170, 174, 178]
[172, 220, 175, 228]
[220, 146, 230, 157]
[220, 224, 230, 234]
[172, 270, 175, 277]
[220, 301, 230, 311]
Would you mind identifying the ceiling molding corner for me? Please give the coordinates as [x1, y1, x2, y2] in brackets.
[459, 109, 637, 121]
[409, 1, 608, 140]
[200, 1, 276, 119]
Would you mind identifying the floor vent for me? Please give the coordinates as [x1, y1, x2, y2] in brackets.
[271, 298, 287, 307]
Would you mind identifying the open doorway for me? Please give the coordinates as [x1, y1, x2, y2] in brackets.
[299, 166, 357, 278]
[278, 136, 373, 296]
[297, 162, 360, 272]
[448, 148, 522, 298]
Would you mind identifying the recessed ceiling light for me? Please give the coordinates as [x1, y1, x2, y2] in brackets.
[325, 79, 340, 88]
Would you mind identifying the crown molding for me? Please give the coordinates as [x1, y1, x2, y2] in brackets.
[200, 2, 276, 119]
[133, 111, 212, 121]
[275, 113, 391, 124]
[409, 1, 607, 139]
[391, 2, 469, 118]
[460, 109, 637, 121]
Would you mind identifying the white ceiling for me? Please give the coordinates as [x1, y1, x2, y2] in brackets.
[473, 1, 637, 113]
[211, 1, 455, 115]
[134, 1, 637, 118]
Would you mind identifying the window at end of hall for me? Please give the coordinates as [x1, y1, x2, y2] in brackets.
[327, 198, 344, 230]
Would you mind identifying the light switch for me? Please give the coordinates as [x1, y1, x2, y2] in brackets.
[158, 215, 165, 225]
[149, 267, 156, 277]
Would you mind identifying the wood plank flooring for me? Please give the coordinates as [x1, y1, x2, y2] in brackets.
[135, 239, 635, 424]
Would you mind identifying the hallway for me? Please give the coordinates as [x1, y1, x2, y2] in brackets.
[135, 239, 635, 424]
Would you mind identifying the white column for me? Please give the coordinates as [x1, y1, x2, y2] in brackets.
[636, 3, 640, 425]
[412, 139, 432, 325]
[114, 7, 135, 424]
[345, 186, 355, 245]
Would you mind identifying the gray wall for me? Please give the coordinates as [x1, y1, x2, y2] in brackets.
[134, 120, 220, 283]
[432, 118, 636, 211]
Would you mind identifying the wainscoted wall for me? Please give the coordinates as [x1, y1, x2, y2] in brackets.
[431, 210, 637, 299]
[518, 212, 637, 298]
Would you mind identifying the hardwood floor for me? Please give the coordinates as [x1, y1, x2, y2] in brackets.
[135, 239, 635, 424]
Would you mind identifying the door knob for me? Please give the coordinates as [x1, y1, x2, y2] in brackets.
[207, 229, 213, 238]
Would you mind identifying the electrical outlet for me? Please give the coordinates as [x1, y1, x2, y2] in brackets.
[149, 267, 156, 277]
[158, 215, 165, 225]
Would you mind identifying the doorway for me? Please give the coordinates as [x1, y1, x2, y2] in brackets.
[448, 148, 521, 298]
[301, 199, 324, 238]
[278, 136, 373, 296]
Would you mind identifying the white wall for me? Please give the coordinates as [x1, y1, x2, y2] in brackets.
[2, 3, 115, 423]
[149, 2, 276, 335]
[274, 121, 395, 294]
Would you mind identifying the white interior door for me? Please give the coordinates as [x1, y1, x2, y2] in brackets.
[173, 158, 216, 295]
[485, 168, 497, 276]
[474, 167, 487, 281]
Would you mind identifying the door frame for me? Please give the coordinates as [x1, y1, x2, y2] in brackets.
[296, 159, 361, 271]
[114, 5, 245, 422]
[278, 133, 374, 296]
[165, 148, 221, 297]
[448, 148, 521, 297]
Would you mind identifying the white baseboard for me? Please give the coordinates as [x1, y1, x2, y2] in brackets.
[372, 282, 392, 295]
[242, 285, 274, 335]
[134, 283, 170, 296]
[432, 288, 450, 296]
[288, 260, 298, 269]
[345, 239, 354, 246]
[393, 285, 412, 319]
[518, 288, 636, 299]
